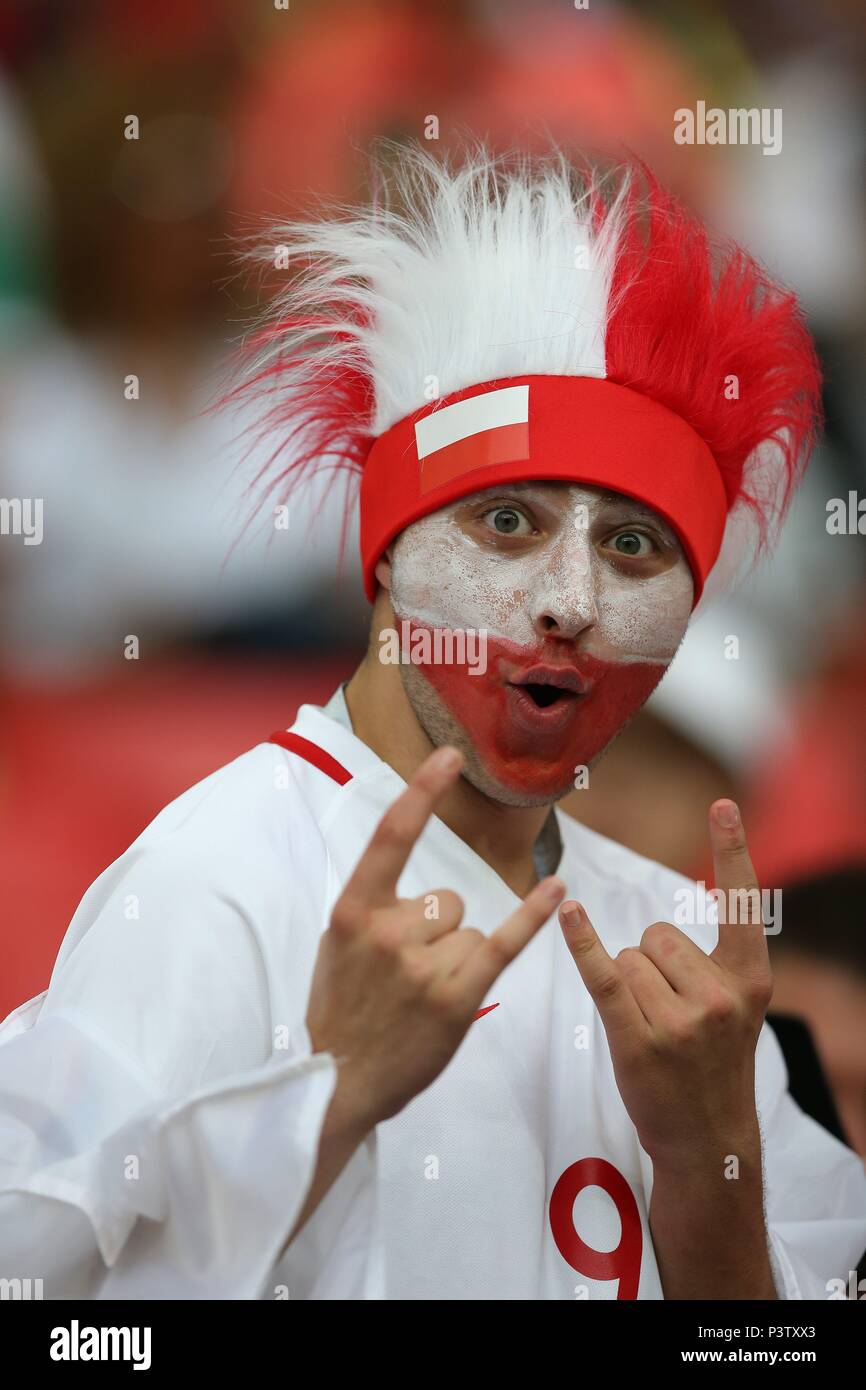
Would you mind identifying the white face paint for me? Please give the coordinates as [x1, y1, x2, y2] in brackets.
[390, 481, 694, 665]
[384, 480, 694, 805]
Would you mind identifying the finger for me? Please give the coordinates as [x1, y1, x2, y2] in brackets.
[559, 901, 646, 1041]
[638, 921, 723, 998]
[708, 800, 769, 976]
[401, 888, 465, 943]
[427, 924, 486, 975]
[340, 746, 463, 911]
[455, 876, 565, 1003]
[616, 945, 678, 1023]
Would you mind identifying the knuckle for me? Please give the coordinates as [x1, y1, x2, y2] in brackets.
[723, 887, 763, 925]
[641, 921, 670, 951]
[568, 930, 597, 960]
[594, 970, 622, 1004]
[668, 1017, 696, 1048]
[370, 918, 404, 956]
[721, 828, 749, 855]
[401, 948, 432, 986]
[443, 888, 466, 916]
[744, 970, 774, 1010]
[701, 989, 738, 1025]
[458, 925, 485, 948]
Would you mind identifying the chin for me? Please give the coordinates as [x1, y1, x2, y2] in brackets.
[401, 665, 591, 808]
[460, 755, 576, 809]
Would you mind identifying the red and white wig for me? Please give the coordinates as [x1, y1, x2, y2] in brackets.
[228, 141, 822, 607]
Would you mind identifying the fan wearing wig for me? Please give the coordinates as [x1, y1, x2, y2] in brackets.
[1, 142, 863, 1301]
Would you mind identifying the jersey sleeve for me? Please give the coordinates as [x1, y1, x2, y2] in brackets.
[755, 1019, 866, 1300]
[0, 846, 381, 1299]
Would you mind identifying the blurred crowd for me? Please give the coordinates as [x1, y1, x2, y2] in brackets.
[0, 0, 864, 1151]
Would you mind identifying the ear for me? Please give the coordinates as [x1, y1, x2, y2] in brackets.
[374, 546, 393, 592]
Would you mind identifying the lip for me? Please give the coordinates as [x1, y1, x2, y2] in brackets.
[509, 664, 590, 697]
[506, 683, 586, 737]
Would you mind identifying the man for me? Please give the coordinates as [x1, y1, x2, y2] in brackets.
[1, 142, 864, 1300]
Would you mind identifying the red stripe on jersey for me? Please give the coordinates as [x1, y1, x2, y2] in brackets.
[268, 731, 353, 785]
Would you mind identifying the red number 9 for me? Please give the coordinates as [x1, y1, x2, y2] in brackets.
[548, 1157, 642, 1300]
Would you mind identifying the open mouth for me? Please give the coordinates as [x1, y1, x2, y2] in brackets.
[505, 665, 589, 733]
[520, 682, 578, 709]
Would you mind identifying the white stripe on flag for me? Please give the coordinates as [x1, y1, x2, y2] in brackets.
[414, 384, 529, 459]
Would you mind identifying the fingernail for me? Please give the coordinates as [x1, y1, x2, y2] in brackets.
[715, 800, 739, 829]
[544, 877, 566, 902]
[560, 899, 582, 921]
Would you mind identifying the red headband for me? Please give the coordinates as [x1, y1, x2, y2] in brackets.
[360, 375, 727, 605]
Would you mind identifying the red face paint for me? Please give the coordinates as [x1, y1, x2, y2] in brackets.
[401, 622, 665, 798]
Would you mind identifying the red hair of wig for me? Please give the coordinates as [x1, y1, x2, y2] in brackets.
[222, 142, 822, 598]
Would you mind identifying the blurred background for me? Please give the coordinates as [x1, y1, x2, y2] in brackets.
[0, 0, 864, 1154]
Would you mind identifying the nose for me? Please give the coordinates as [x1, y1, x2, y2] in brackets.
[530, 544, 598, 643]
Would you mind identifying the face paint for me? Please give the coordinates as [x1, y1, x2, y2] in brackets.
[389, 482, 694, 803]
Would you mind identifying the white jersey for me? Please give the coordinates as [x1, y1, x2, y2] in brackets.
[1, 691, 864, 1300]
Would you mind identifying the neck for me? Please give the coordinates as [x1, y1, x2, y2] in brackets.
[344, 646, 551, 898]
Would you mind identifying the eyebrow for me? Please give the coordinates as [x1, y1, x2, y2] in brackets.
[595, 490, 660, 520]
[595, 489, 641, 508]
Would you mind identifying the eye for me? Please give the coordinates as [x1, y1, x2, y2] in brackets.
[607, 529, 655, 559]
[481, 505, 534, 538]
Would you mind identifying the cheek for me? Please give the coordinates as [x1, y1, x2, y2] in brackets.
[390, 520, 535, 642]
[594, 565, 693, 661]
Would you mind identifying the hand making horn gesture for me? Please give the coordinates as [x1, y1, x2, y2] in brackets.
[560, 800, 774, 1165]
[306, 745, 566, 1131]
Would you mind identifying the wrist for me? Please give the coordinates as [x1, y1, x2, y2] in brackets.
[322, 1059, 379, 1141]
[642, 1105, 762, 1178]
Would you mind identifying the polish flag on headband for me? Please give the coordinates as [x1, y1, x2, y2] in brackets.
[415, 384, 530, 493]
[227, 142, 822, 606]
